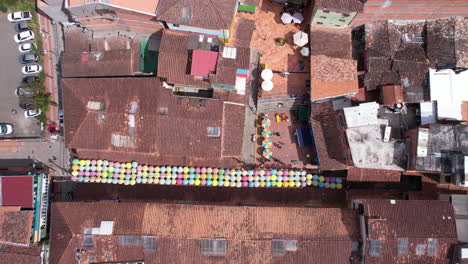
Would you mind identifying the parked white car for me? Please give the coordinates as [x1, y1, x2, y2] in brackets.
[24, 109, 41, 118]
[22, 64, 42, 74]
[14, 30, 34, 43]
[19, 43, 35, 52]
[7, 11, 32, 22]
[0, 123, 14, 135]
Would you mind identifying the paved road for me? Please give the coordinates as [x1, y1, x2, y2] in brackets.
[0, 14, 42, 138]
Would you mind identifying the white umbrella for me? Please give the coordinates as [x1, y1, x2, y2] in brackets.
[300, 47, 310, 56]
[261, 69, 273, 81]
[293, 31, 308, 47]
[281, 13, 293, 24]
[292, 12, 304, 23]
[262, 80, 274, 91]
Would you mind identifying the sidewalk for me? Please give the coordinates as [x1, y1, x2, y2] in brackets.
[0, 139, 69, 176]
[35, 12, 70, 176]
[38, 12, 59, 124]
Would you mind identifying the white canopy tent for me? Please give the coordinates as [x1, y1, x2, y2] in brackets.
[293, 31, 308, 47]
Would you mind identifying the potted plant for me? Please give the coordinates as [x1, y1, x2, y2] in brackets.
[275, 38, 286, 46]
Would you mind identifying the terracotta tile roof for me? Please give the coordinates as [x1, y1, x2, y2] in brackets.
[364, 21, 430, 102]
[310, 27, 358, 100]
[310, 101, 351, 170]
[310, 27, 352, 59]
[157, 30, 217, 88]
[108, 0, 160, 14]
[0, 209, 33, 245]
[364, 238, 458, 264]
[222, 103, 245, 156]
[361, 200, 458, 264]
[365, 22, 393, 58]
[347, 189, 403, 200]
[310, 55, 358, 101]
[50, 202, 360, 264]
[455, 17, 468, 68]
[155, 0, 237, 30]
[61, 48, 139, 78]
[363, 200, 457, 239]
[347, 167, 401, 182]
[381, 85, 404, 106]
[310, 57, 356, 83]
[158, 30, 251, 88]
[364, 71, 401, 92]
[392, 60, 429, 103]
[462, 101, 468, 121]
[367, 57, 391, 73]
[230, 18, 255, 48]
[427, 18, 457, 66]
[64, 30, 131, 53]
[315, 0, 363, 12]
[210, 46, 250, 86]
[239, 0, 260, 6]
[0, 244, 41, 264]
[0, 251, 40, 264]
[62, 78, 244, 166]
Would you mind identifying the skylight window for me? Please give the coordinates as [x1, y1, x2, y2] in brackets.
[87, 101, 105, 111]
[143, 236, 157, 252]
[369, 240, 382, 256]
[119, 235, 142, 246]
[397, 238, 408, 255]
[207, 127, 221, 137]
[427, 238, 438, 256]
[272, 240, 297, 256]
[200, 239, 227, 256]
[222, 47, 237, 59]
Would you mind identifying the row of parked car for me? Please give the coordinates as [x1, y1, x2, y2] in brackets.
[10, 11, 42, 74]
[11, 12, 42, 121]
[1, 11, 43, 136]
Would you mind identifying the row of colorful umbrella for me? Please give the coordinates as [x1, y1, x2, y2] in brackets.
[70, 159, 344, 188]
[261, 118, 273, 159]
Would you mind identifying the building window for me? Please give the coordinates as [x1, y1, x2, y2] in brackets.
[272, 240, 297, 256]
[158, 107, 168, 116]
[427, 238, 438, 256]
[397, 238, 408, 256]
[119, 235, 142, 246]
[200, 239, 227, 256]
[351, 241, 360, 252]
[415, 244, 426, 256]
[143, 236, 157, 252]
[369, 240, 382, 256]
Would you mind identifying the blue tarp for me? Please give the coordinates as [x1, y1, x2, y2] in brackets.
[296, 125, 313, 147]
